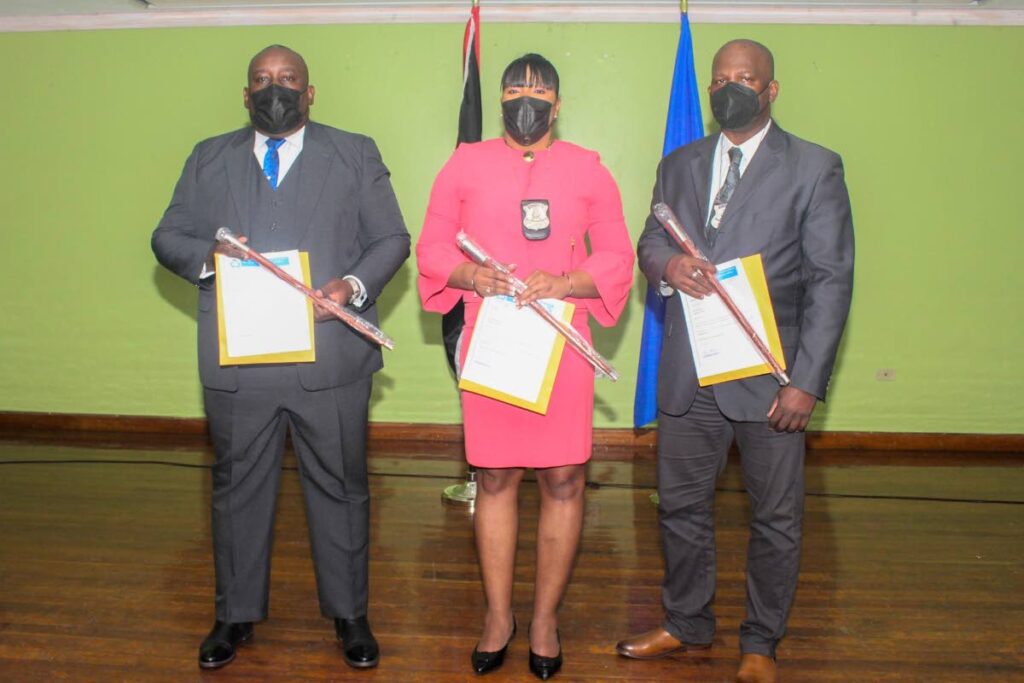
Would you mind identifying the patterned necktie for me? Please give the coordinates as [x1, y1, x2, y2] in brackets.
[263, 138, 286, 191]
[706, 146, 743, 247]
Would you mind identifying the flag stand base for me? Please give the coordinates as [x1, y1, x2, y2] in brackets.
[442, 469, 477, 509]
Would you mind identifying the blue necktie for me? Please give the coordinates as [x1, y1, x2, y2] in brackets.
[263, 138, 286, 190]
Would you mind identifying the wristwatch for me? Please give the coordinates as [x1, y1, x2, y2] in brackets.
[342, 275, 367, 307]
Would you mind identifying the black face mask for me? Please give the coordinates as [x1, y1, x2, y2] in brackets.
[502, 96, 553, 146]
[710, 82, 769, 131]
[248, 83, 305, 135]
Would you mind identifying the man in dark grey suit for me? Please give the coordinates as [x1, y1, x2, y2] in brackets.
[152, 45, 409, 671]
[616, 40, 854, 683]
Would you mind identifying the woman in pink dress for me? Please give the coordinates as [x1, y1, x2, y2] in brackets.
[416, 54, 634, 679]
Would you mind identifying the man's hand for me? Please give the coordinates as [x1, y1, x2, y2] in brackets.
[664, 254, 716, 299]
[767, 386, 817, 433]
[518, 270, 571, 306]
[313, 277, 354, 322]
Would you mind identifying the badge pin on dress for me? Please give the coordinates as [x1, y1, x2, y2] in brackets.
[522, 199, 551, 240]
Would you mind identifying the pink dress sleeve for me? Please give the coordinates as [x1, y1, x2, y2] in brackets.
[577, 155, 635, 327]
[416, 148, 470, 313]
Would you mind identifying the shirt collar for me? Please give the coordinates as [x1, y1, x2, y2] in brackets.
[718, 118, 772, 163]
[253, 124, 306, 152]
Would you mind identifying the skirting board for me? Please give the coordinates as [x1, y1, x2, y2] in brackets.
[0, 411, 1020, 454]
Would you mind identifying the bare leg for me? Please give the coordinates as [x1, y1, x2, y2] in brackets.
[474, 466, 525, 651]
[531, 464, 586, 656]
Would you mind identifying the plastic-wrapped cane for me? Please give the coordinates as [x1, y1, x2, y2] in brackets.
[456, 232, 618, 381]
[650, 203, 789, 385]
[215, 227, 395, 350]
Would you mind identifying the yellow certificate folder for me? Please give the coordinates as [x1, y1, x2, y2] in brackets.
[680, 253, 785, 386]
[458, 296, 574, 415]
[215, 250, 316, 365]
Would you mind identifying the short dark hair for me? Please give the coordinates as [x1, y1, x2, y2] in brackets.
[500, 53, 559, 96]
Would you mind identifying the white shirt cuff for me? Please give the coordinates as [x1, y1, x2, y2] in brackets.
[199, 262, 215, 280]
[658, 280, 675, 297]
[343, 275, 367, 307]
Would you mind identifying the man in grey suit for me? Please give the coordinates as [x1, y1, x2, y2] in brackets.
[616, 40, 854, 683]
[152, 45, 409, 671]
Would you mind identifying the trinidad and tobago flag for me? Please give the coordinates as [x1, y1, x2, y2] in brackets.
[443, 1, 482, 373]
[457, 2, 482, 146]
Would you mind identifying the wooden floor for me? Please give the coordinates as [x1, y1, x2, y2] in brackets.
[0, 440, 1022, 682]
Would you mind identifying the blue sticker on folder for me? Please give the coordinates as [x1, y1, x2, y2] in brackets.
[235, 256, 290, 268]
[717, 266, 738, 280]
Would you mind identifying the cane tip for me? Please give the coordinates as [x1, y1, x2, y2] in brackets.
[652, 203, 672, 222]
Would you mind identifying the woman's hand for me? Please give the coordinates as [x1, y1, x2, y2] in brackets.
[517, 270, 572, 306]
[471, 264, 517, 298]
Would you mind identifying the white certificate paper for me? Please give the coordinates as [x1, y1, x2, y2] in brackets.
[215, 250, 314, 361]
[679, 256, 779, 385]
[458, 295, 573, 413]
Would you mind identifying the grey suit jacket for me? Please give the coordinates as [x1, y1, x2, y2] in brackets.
[152, 121, 410, 392]
[638, 122, 854, 420]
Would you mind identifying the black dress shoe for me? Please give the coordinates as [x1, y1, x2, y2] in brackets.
[528, 629, 562, 680]
[335, 616, 380, 669]
[471, 617, 516, 675]
[198, 620, 253, 670]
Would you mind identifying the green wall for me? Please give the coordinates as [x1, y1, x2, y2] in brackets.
[0, 22, 1021, 433]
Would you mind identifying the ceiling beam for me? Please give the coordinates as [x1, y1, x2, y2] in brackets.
[2, 3, 1022, 32]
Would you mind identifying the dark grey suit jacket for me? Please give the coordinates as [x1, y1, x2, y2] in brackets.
[152, 121, 410, 392]
[638, 122, 854, 420]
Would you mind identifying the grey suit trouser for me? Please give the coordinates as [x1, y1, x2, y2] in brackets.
[203, 366, 372, 624]
[657, 387, 805, 658]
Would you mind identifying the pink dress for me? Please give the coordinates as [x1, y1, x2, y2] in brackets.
[417, 139, 634, 468]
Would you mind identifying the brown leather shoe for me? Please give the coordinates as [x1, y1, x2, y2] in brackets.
[615, 627, 711, 660]
[736, 653, 778, 683]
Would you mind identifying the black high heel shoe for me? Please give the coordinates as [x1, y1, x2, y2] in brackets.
[528, 629, 562, 680]
[471, 616, 516, 675]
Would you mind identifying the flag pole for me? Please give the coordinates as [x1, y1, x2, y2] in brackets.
[633, 0, 704, 430]
[639, 0, 703, 505]
[442, 0, 483, 508]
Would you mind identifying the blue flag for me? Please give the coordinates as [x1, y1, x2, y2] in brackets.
[633, 12, 704, 428]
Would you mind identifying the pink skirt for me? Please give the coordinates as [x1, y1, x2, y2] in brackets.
[459, 310, 595, 469]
